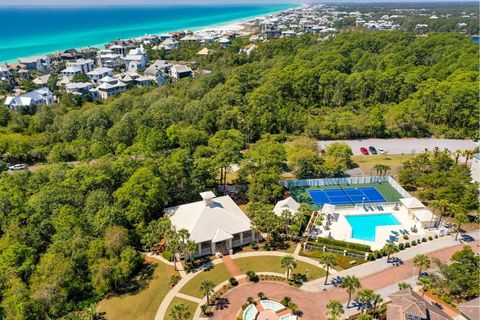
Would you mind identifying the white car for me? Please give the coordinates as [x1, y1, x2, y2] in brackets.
[8, 164, 27, 171]
[377, 148, 385, 154]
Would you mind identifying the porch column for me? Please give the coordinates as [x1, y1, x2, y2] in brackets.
[211, 241, 215, 254]
[228, 238, 232, 250]
[240, 232, 244, 245]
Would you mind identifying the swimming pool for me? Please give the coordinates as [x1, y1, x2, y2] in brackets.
[260, 300, 286, 312]
[345, 213, 400, 242]
[242, 304, 258, 320]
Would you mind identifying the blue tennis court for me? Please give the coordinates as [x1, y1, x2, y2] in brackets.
[308, 186, 387, 206]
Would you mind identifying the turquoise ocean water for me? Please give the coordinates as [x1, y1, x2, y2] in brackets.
[0, 4, 297, 63]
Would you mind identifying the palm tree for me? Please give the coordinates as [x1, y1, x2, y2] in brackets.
[281, 255, 297, 280]
[319, 253, 337, 285]
[281, 296, 292, 307]
[453, 150, 462, 164]
[429, 199, 449, 229]
[340, 275, 361, 308]
[200, 279, 215, 305]
[454, 213, 469, 240]
[382, 243, 398, 262]
[371, 293, 383, 315]
[463, 150, 474, 164]
[417, 277, 432, 298]
[356, 289, 374, 313]
[169, 303, 191, 320]
[326, 299, 344, 320]
[398, 282, 412, 290]
[183, 239, 198, 267]
[178, 228, 190, 243]
[413, 254, 430, 277]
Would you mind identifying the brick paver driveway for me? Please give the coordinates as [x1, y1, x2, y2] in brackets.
[210, 240, 479, 319]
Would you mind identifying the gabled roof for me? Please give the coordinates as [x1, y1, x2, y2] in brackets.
[400, 197, 425, 209]
[387, 289, 451, 320]
[166, 194, 251, 243]
[273, 196, 300, 215]
[457, 297, 480, 320]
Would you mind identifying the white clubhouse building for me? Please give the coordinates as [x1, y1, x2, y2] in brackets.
[165, 191, 257, 257]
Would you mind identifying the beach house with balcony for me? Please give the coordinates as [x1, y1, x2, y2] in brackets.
[165, 191, 256, 257]
[170, 64, 193, 79]
[96, 76, 127, 100]
[66, 59, 95, 74]
[123, 46, 148, 71]
[4, 87, 53, 110]
[87, 67, 113, 84]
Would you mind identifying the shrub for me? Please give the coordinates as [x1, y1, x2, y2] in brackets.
[398, 243, 405, 250]
[246, 271, 259, 283]
[373, 250, 382, 259]
[428, 236, 433, 241]
[291, 273, 307, 285]
[411, 240, 417, 246]
[258, 292, 266, 300]
[417, 239, 422, 244]
[162, 250, 174, 261]
[229, 277, 238, 286]
[200, 304, 208, 316]
[251, 242, 259, 250]
[422, 237, 427, 242]
[434, 234, 439, 239]
[367, 254, 376, 261]
[312, 237, 371, 252]
[405, 242, 411, 248]
[169, 274, 181, 287]
[403, 235, 409, 240]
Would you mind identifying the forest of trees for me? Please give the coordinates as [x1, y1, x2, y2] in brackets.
[0, 30, 479, 318]
[0, 31, 479, 166]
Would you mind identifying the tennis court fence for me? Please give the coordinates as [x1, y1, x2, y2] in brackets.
[280, 176, 411, 198]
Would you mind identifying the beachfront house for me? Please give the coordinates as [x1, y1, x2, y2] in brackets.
[123, 46, 148, 71]
[165, 191, 257, 257]
[98, 50, 124, 69]
[61, 67, 82, 81]
[66, 59, 95, 74]
[18, 56, 51, 73]
[4, 87, 53, 110]
[87, 67, 113, 84]
[96, 76, 127, 100]
[155, 38, 179, 51]
[170, 65, 193, 79]
[66, 82, 93, 95]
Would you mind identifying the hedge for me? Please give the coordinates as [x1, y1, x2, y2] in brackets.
[311, 237, 372, 252]
[307, 241, 368, 255]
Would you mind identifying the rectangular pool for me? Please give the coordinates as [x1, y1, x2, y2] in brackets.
[345, 213, 400, 242]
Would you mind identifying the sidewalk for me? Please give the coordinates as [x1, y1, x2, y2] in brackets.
[302, 235, 460, 292]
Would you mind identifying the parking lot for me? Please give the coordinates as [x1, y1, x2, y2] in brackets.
[318, 138, 478, 156]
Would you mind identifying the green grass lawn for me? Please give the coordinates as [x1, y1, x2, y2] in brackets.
[164, 297, 198, 320]
[352, 153, 420, 175]
[97, 257, 177, 320]
[179, 263, 231, 298]
[289, 182, 403, 209]
[299, 248, 366, 271]
[234, 256, 325, 281]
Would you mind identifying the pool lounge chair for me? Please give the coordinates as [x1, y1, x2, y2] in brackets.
[363, 206, 368, 212]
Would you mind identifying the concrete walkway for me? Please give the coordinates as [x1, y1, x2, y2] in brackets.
[175, 293, 202, 304]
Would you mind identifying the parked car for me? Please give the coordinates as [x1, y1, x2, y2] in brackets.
[8, 164, 27, 171]
[360, 147, 369, 155]
[377, 148, 385, 154]
[369, 146, 377, 154]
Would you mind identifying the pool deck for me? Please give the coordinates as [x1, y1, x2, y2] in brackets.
[323, 205, 427, 250]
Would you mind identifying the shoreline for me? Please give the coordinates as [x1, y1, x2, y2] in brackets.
[2, 4, 302, 64]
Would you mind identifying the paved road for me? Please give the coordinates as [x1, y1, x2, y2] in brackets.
[318, 138, 478, 156]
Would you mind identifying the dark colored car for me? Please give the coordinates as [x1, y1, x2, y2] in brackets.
[360, 147, 369, 155]
[369, 146, 377, 154]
